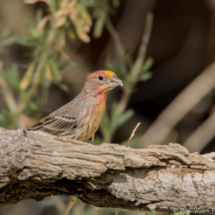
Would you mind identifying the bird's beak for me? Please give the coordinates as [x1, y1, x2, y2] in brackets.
[111, 75, 123, 87]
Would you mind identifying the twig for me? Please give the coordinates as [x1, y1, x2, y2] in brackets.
[106, 16, 127, 76]
[126, 122, 141, 147]
[63, 196, 76, 215]
[117, 13, 154, 113]
[130, 12, 154, 81]
[91, 134, 95, 144]
[115, 208, 118, 215]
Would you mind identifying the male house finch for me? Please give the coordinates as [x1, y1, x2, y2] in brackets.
[28, 70, 123, 141]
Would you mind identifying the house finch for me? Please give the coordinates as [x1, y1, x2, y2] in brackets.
[28, 70, 123, 141]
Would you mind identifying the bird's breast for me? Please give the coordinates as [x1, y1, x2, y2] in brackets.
[95, 99, 106, 113]
[76, 98, 107, 141]
[88, 99, 106, 131]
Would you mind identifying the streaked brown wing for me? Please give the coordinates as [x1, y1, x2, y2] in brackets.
[28, 115, 77, 136]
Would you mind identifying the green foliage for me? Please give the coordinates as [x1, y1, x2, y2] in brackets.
[93, 10, 106, 38]
[3, 64, 20, 89]
[112, 0, 120, 8]
[59, 59, 76, 71]
[0, 29, 16, 53]
[140, 57, 154, 73]
[110, 103, 134, 138]
[139, 57, 153, 81]
[93, 0, 109, 38]
[0, 106, 17, 129]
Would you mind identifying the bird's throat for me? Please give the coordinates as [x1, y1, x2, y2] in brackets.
[97, 93, 106, 103]
[96, 94, 107, 112]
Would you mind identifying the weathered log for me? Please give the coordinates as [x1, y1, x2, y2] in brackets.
[0, 128, 215, 212]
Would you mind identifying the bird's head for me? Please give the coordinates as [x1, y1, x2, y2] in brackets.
[84, 70, 123, 96]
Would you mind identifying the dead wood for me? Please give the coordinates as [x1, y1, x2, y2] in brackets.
[0, 128, 215, 212]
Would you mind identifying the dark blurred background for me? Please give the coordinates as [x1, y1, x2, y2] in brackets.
[0, 0, 215, 214]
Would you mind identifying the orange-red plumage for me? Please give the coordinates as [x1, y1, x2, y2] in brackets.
[28, 70, 123, 141]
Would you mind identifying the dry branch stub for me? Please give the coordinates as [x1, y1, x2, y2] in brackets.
[0, 128, 215, 211]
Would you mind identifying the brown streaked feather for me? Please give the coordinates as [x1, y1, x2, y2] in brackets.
[28, 115, 77, 135]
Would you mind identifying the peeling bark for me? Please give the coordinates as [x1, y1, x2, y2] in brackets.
[0, 128, 215, 211]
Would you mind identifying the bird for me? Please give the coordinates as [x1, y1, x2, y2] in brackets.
[28, 70, 123, 142]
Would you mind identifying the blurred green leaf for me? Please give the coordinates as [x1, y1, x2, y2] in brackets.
[109, 102, 134, 141]
[50, 0, 58, 11]
[3, 65, 20, 89]
[0, 29, 16, 54]
[49, 59, 62, 81]
[0, 106, 17, 129]
[42, 76, 51, 89]
[139, 72, 152, 81]
[20, 63, 35, 90]
[126, 55, 134, 71]
[140, 57, 154, 74]
[117, 109, 134, 128]
[36, 9, 43, 23]
[55, 82, 69, 92]
[26, 24, 38, 38]
[28, 100, 39, 110]
[93, 11, 106, 38]
[15, 37, 35, 47]
[44, 62, 53, 80]
[105, 58, 114, 71]
[67, 29, 76, 40]
[59, 60, 76, 70]
[2, 37, 16, 46]
[112, 0, 120, 8]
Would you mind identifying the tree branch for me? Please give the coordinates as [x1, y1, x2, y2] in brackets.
[0, 128, 215, 211]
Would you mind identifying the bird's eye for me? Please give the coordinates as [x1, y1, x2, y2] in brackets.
[98, 76, 103, 80]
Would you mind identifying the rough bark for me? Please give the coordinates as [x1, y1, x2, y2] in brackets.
[0, 128, 215, 212]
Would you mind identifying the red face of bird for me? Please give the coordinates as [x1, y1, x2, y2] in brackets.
[85, 70, 123, 95]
